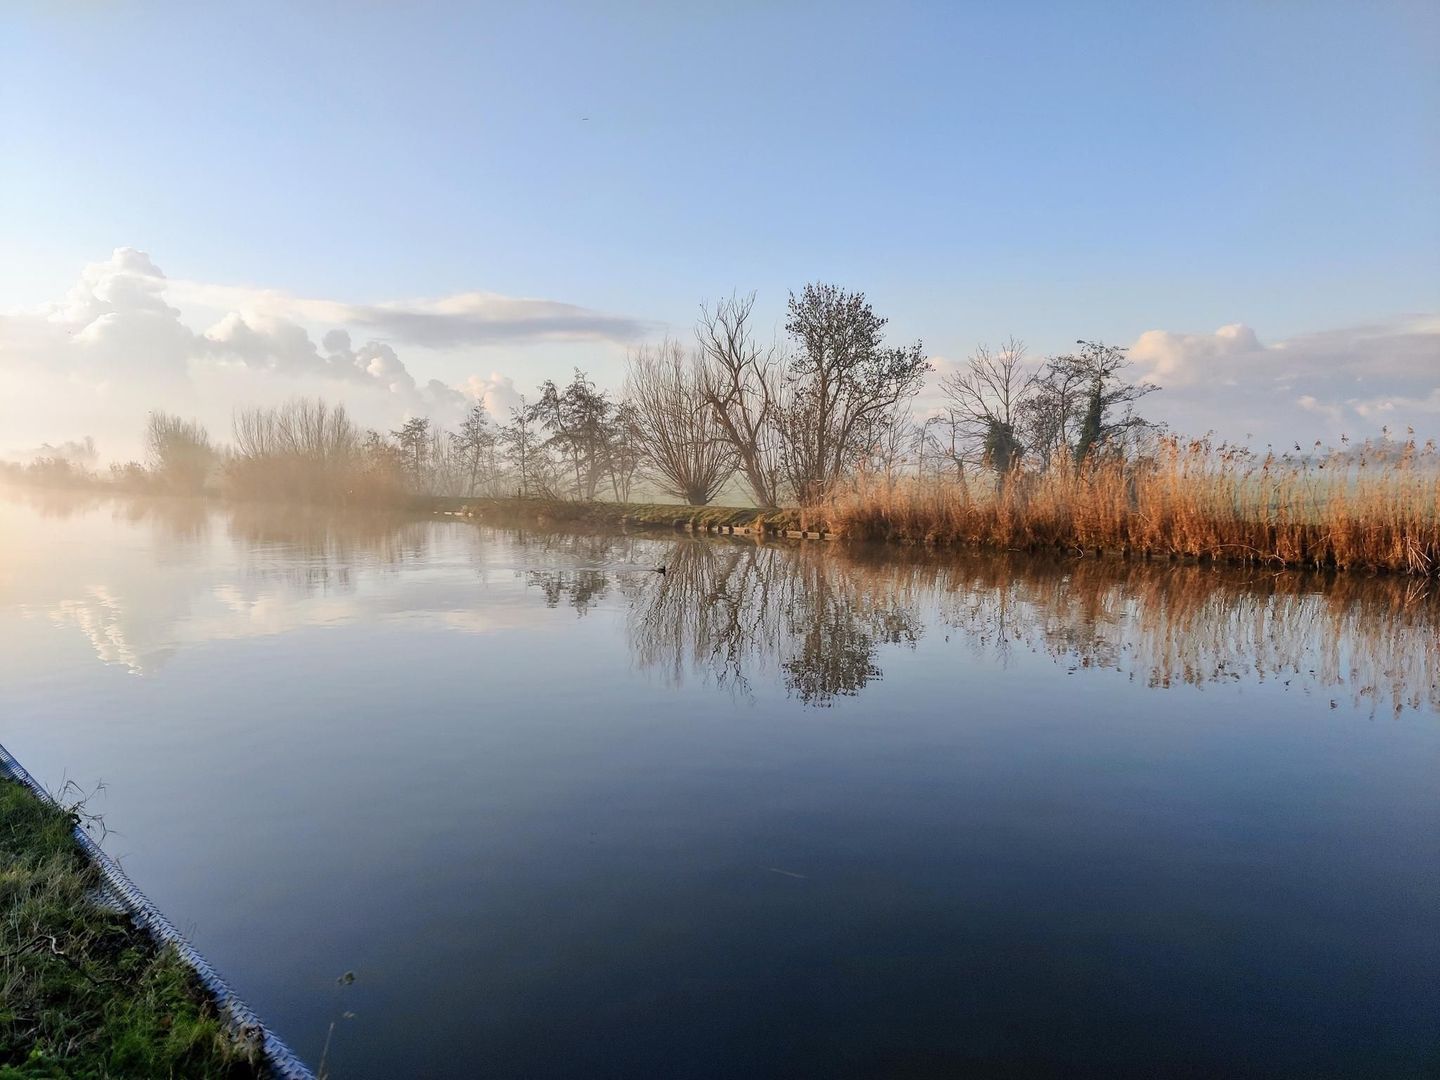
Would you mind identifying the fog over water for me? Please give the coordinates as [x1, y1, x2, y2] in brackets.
[1, 491, 1436, 1077]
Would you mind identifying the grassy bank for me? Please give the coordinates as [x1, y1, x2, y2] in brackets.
[0, 779, 263, 1078]
[443, 438, 1440, 575]
[444, 496, 815, 536]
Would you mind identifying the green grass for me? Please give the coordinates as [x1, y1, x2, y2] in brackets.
[0, 779, 262, 1079]
[439, 496, 809, 534]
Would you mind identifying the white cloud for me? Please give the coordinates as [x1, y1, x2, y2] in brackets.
[1126, 316, 1440, 444]
[1297, 394, 1345, 427]
[1128, 323, 1260, 386]
[0, 248, 648, 461]
[1351, 386, 1440, 419]
[4, 248, 1434, 462]
[461, 372, 525, 417]
[166, 279, 649, 348]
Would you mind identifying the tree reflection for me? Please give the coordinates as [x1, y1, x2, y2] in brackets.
[226, 502, 432, 592]
[519, 532, 638, 615]
[528, 569, 611, 613]
[14, 487, 1434, 712]
[615, 540, 921, 704]
[531, 533, 1437, 714]
[841, 546, 1440, 716]
[777, 554, 918, 704]
[115, 496, 211, 544]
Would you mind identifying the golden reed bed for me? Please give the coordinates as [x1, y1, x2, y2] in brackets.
[823, 436, 1440, 575]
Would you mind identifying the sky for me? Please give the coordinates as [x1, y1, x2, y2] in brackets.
[1, 0, 1437, 459]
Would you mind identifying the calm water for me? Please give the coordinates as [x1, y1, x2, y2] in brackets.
[1, 492, 1437, 1078]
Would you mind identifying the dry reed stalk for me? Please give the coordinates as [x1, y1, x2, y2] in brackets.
[823, 435, 1440, 575]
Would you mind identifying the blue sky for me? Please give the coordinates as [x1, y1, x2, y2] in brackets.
[1, 1, 1437, 454]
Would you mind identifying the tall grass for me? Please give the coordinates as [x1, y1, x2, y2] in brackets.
[0, 779, 263, 1076]
[826, 434, 1440, 575]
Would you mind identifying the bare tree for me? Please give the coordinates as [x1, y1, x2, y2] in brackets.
[391, 417, 431, 489]
[144, 411, 214, 494]
[532, 370, 617, 500]
[696, 293, 785, 507]
[427, 424, 462, 495]
[1022, 341, 1159, 465]
[779, 283, 930, 503]
[233, 398, 358, 463]
[1020, 358, 1088, 466]
[939, 338, 1035, 482]
[606, 400, 643, 502]
[359, 429, 408, 498]
[856, 404, 918, 488]
[499, 395, 548, 497]
[229, 398, 381, 502]
[450, 403, 497, 496]
[625, 339, 737, 505]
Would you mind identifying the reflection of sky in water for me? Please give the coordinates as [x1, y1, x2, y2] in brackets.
[4, 493, 1434, 714]
[1, 497, 543, 675]
[1, 491, 1437, 1079]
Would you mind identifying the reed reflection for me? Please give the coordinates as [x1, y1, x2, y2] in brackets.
[909, 552, 1440, 716]
[9, 488, 1435, 713]
[522, 536, 1438, 714]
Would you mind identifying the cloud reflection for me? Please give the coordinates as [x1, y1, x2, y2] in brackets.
[2, 491, 1435, 713]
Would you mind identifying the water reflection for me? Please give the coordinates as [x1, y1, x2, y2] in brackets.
[521, 533, 624, 614]
[620, 540, 920, 703]
[2, 494, 441, 674]
[910, 551, 1439, 716]
[114, 496, 212, 546]
[538, 537, 1438, 715]
[228, 503, 434, 593]
[6, 490, 1436, 1080]
[2, 491, 1436, 713]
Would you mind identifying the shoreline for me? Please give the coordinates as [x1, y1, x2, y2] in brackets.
[3, 481, 1435, 577]
[427, 495, 1440, 577]
[0, 742, 314, 1079]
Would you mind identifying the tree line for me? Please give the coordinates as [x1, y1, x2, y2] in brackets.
[7, 281, 1161, 506]
[487, 283, 1156, 507]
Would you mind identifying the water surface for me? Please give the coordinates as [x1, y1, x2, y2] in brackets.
[1, 492, 1436, 1077]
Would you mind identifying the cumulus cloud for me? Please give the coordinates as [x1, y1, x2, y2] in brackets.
[4, 248, 1433, 462]
[1, 248, 195, 390]
[0, 248, 644, 460]
[1128, 323, 1261, 386]
[461, 372, 525, 417]
[200, 306, 471, 401]
[910, 320, 1437, 448]
[1126, 316, 1440, 444]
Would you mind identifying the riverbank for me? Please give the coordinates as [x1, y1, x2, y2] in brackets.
[0, 768, 294, 1077]
[6, 456, 1436, 576]
[436, 473, 1440, 575]
[432, 496, 824, 538]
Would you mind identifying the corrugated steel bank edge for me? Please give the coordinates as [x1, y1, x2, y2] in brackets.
[0, 741, 315, 1080]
